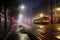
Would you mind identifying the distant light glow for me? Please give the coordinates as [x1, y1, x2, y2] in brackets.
[19, 14, 23, 18]
[17, 14, 23, 24]
[56, 27, 60, 31]
[56, 7, 60, 11]
[54, 7, 60, 11]
[21, 5, 25, 10]
[40, 13, 44, 17]
[39, 25, 45, 29]
[11, 16, 14, 20]
[55, 35, 60, 39]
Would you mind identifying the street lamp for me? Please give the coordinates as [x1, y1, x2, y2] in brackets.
[39, 13, 44, 17]
[20, 5, 25, 10]
[55, 7, 60, 11]
[17, 5, 26, 24]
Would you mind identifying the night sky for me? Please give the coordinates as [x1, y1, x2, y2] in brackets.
[19, 0, 42, 18]
[20, 0, 41, 7]
[19, 0, 50, 17]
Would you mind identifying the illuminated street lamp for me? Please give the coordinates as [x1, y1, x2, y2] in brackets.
[55, 7, 60, 11]
[20, 5, 25, 10]
[39, 13, 44, 17]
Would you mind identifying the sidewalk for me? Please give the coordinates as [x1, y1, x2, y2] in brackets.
[4, 26, 31, 40]
[18, 33, 31, 40]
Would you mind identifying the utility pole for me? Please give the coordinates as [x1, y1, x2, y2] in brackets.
[51, 0, 53, 24]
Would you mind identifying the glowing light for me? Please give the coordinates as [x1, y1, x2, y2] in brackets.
[19, 14, 23, 18]
[17, 14, 23, 24]
[55, 35, 60, 39]
[54, 7, 60, 11]
[39, 25, 44, 29]
[56, 27, 60, 31]
[11, 16, 14, 20]
[20, 5, 25, 10]
[40, 13, 44, 17]
[56, 7, 60, 11]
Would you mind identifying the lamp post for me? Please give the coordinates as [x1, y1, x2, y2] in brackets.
[51, 0, 53, 24]
[39, 13, 44, 17]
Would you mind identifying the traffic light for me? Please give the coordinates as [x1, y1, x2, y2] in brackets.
[11, 16, 14, 20]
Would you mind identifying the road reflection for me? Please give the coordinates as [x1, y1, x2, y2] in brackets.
[18, 33, 31, 40]
[28, 24, 60, 40]
[10, 24, 60, 40]
[16, 24, 31, 40]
